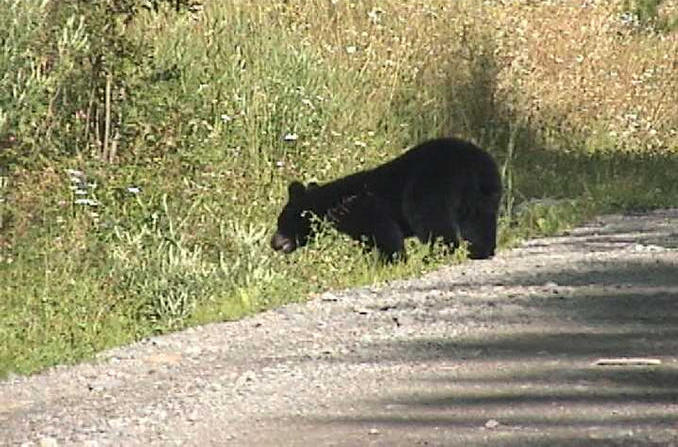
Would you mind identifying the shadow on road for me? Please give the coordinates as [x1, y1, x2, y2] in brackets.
[321, 216, 678, 444]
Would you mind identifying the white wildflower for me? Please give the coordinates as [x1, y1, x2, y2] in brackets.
[301, 98, 315, 110]
[367, 8, 383, 25]
[66, 169, 84, 179]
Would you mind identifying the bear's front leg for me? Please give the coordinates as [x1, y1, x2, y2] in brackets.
[331, 193, 406, 262]
[369, 216, 406, 262]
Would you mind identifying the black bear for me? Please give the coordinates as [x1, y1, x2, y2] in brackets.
[271, 137, 501, 261]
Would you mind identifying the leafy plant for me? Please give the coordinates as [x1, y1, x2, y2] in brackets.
[621, 0, 678, 31]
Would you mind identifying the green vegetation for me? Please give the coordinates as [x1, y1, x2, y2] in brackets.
[622, 0, 678, 31]
[1, 0, 677, 376]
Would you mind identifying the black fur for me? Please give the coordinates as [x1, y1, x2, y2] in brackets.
[271, 137, 501, 261]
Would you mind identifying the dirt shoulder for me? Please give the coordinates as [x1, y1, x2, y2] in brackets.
[2, 209, 678, 446]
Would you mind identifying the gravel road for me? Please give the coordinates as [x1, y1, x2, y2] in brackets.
[2, 209, 678, 447]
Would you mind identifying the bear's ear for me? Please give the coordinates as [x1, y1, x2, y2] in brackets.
[288, 181, 306, 200]
[307, 181, 319, 190]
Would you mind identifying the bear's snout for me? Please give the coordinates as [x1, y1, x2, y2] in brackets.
[271, 233, 296, 253]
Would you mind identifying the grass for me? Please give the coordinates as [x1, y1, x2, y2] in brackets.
[1, 0, 677, 377]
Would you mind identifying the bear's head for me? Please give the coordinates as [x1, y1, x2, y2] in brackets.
[271, 181, 317, 254]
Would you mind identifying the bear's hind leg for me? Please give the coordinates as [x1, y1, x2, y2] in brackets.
[403, 175, 465, 254]
[459, 210, 498, 259]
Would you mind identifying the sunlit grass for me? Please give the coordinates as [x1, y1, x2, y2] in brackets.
[1, 0, 677, 376]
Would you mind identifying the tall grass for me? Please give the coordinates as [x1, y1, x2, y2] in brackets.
[1, 0, 677, 376]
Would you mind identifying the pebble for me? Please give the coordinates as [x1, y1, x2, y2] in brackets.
[39, 438, 58, 447]
[485, 419, 501, 429]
